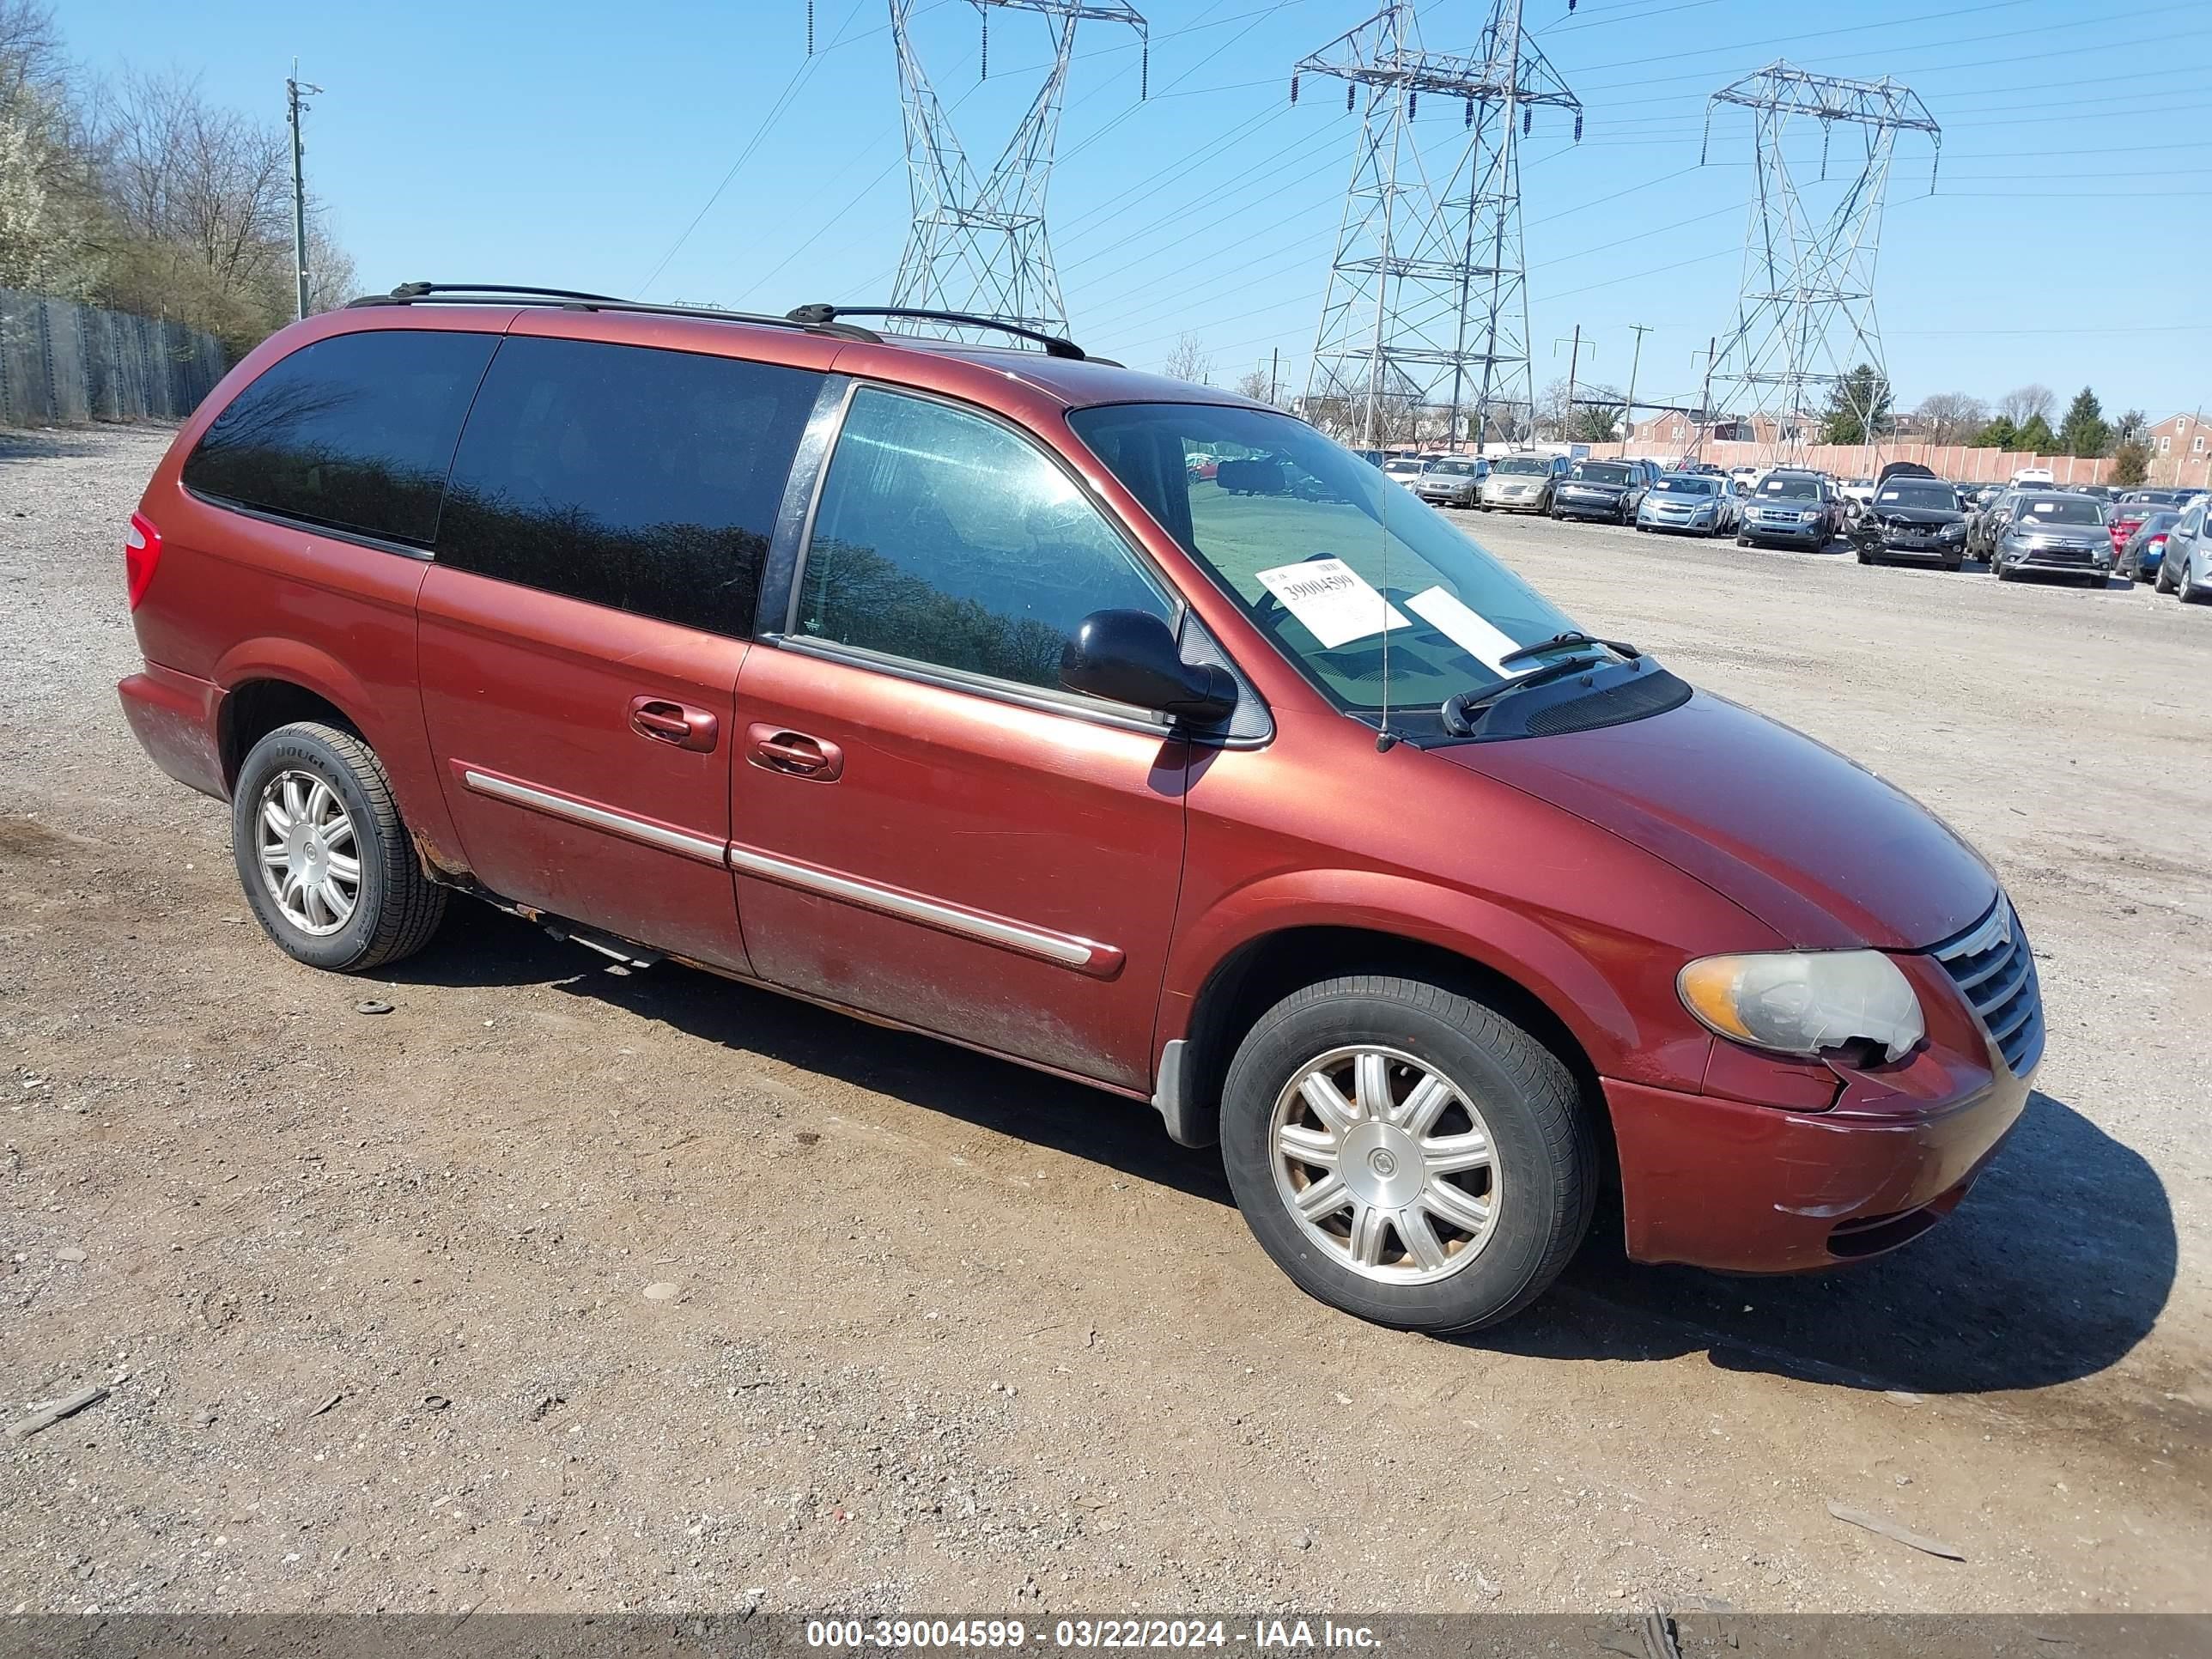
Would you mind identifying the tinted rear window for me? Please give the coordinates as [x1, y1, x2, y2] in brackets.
[182, 328, 497, 544]
[434, 337, 821, 638]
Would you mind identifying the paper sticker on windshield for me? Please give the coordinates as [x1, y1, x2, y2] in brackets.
[2033, 501, 2063, 513]
[1255, 558, 1410, 650]
[1405, 586, 1518, 673]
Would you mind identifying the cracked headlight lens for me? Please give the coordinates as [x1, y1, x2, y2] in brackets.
[1678, 950, 1924, 1064]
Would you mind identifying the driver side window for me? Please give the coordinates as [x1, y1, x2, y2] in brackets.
[795, 387, 1174, 690]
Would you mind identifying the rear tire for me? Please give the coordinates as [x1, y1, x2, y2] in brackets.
[231, 721, 447, 974]
[1219, 975, 1596, 1334]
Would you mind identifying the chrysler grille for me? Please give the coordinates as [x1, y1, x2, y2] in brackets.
[1931, 897, 2044, 1077]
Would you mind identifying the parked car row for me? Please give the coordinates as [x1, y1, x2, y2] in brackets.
[1370, 449, 2209, 600]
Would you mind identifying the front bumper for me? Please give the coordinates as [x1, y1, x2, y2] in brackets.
[1418, 489, 1478, 509]
[1642, 512, 1717, 533]
[118, 662, 228, 799]
[2004, 547, 2110, 575]
[1607, 1067, 2027, 1272]
[1863, 534, 1966, 562]
[1482, 489, 1547, 512]
[1557, 493, 1627, 520]
[1743, 519, 1825, 544]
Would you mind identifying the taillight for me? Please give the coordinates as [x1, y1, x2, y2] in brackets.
[125, 512, 162, 609]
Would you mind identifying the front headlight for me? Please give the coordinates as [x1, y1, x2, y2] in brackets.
[1798, 509, 1821, 522]
[1940, 522, 1966, 539]
[1678, 950, 1924, 1064]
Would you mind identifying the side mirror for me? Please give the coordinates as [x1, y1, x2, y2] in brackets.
[1060, 610, 1237, 725]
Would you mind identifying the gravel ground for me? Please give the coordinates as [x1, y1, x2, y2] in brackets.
[1, 425, 2207, 1616]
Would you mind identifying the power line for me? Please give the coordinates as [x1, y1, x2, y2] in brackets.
[635, 0, 873, 296]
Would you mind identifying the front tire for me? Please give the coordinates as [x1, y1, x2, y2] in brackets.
[232, 721, 447, 973]
[1219, 975, 1596, 1334]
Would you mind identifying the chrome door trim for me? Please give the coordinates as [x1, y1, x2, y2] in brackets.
[726, 838, 1122, 976]
[761, 632, 1180, 741]
[458, 767, 728, 866]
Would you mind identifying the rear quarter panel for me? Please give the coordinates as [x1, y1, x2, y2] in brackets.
[129, 308, 519, 866]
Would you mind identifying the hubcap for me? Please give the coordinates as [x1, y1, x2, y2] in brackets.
[254, 770, 361, 936]
[1268, 1044, 1501, 1286]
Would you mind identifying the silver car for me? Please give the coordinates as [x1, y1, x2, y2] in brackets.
[2153, 501, 2212, 602]
[1636, 472, 1727, 537]
[1479, 453, 1567, 513]
[1991, 493, 2112, 586]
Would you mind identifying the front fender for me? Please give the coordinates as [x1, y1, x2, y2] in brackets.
[1158, 866, 1718, 1094]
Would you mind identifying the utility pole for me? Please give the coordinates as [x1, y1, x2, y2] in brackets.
[1553, 325, 1585, 443]
[286, 62, 323, 322]
[1622, 322, 1651, 453]
[1269, 346, 1280, 408]
[1689, 334, 1717, 464]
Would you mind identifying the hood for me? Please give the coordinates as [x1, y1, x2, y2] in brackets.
[1433, 689, 1996, 951]
[1868, 506, 1963, 528]
[1559, 478, 1632, 496]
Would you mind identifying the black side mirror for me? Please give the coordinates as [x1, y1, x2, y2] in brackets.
[1060, 610, 1237, 725]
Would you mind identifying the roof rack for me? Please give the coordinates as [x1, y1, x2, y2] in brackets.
[346, 283, 883, 343]
[786, 303, 1088, 362]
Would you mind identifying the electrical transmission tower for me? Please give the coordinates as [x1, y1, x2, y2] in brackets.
[1293, 0, 1579, 450]
[1700, 61, 1940, 464]
[874, 0, 1146, 337]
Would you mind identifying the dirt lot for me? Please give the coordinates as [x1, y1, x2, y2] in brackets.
[2, 425, 2208, 1616]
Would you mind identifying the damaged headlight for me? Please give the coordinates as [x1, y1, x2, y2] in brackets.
[1678, 950, 1924, 1064]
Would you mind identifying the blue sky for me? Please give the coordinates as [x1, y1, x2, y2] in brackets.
[57, 0, 2212, 421]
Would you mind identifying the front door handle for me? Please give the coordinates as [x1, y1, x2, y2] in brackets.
[746, 722, 844, 781]
[629, 696, 719, 753]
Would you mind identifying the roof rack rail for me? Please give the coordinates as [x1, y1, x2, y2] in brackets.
[345, 283, 883, 343]
[787, 304, 1087, 362]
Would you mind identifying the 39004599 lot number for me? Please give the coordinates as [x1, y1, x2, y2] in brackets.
[804, 1621, 1233, 1649]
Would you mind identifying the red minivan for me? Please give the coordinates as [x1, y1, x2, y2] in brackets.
[116, 286, 2040, 1333]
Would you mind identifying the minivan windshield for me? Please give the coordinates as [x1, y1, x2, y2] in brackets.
[1069, 404, 1593, 736]
[1492, 457, 1551, 477]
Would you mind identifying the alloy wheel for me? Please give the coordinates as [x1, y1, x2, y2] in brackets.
[1268, 1045, 1501, 1285]
[254, 769, 362, 935]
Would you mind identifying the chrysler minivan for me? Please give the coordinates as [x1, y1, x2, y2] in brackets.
[116, 284, 2041, 1334]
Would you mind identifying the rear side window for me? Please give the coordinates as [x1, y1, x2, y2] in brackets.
[182, 329, 497, 544]
[793, 387, 1173, 690]
[435, 337, 820, 638]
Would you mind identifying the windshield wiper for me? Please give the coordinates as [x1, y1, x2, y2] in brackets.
[1496, 629, 1640, 667]
[1440, 654, 1605, 736]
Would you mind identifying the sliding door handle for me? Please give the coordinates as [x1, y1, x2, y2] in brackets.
[629, 696, 720, 752]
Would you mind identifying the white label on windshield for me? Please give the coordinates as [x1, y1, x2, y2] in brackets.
[2032, 501, 2063, 514]
[1255, 557, 1411, 650]
[1405, 586, 1518, 673]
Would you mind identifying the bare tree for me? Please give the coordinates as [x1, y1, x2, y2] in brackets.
[1232, 364, 1273, 406]
[1915, 392, 1986, 445]
[1997, 384, 2055, 426]
[1162, 331, 1212, 386]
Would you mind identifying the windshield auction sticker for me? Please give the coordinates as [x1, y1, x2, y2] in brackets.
[1404, 586, 1519, 673]
[1255, 557, 1411, 649]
